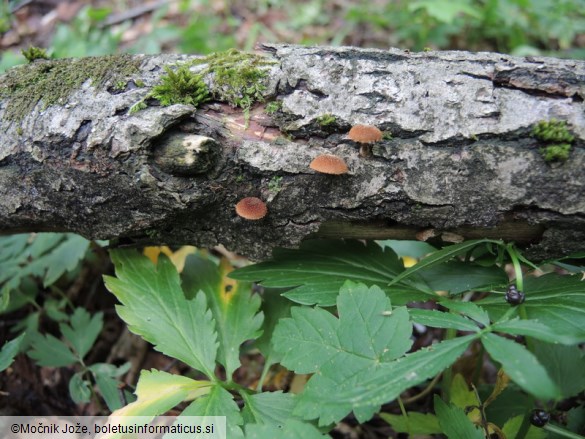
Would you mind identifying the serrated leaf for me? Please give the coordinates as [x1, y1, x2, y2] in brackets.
[0, 233, 90, 310]
[388, 239, 499, 287]
[0, 332, 25, 372]
[242, 392, 297, 427]
[274, 281, 477, 425]
[273, 282, 412, 376]
[244, 419, 328, 439]
[112, 369, 213, 417]
[380, 412, 442, 434]
[492, 318, 577, 345]
[104, 250, 218, 378]
[434, 395, 485, 439]
[479, 273, 585, 343]
[69, 372, 92, 404]
[502, 415, 547, 439]
[27, 333, 77, 367]
[532, 343, 585, 399]
[481, 333, 561, 401]
[181, 254, 263, 378]
[42, 234, 90, 286]
[182, 384, 243, 438]
[295, 334, 477, 425]
[418, 261, 508, 295]
[439, 299, 491, 327]
[230, 240, 433, 306]
[409, 309, 480, 332]
[60, 308, 103, 359]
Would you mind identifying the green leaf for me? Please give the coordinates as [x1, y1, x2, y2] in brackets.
[244, 419, 328, 439]
[492, 318, 577, 345]
[0, 233, 90, 310]
[481, 333, 561, 401]
[60, 308, 103, 359]
[111, 369, 213, 417]
[273, 281, 477, 425]
[417, 261, 508, 295]
[253, 288, 293, 368]
[94, 372, 124, 411]
[27, 333, 77, 367]
[69, 372, 92, 404]
[182, 384, 243, 438]
[434, 395, 484, 439]
[295, 334, 477, 426]
[502, 415, 547, 439]
[388, 239, 500, 288]
[42, 234, 90, 286]
[104, 250, 218, 378]
[439, 299, 491, 327]
[0, 332, 25, 372]
[230, 240, 433, 306]
[242, 392, 297, 426]
[484, 388, 532, 427]
[409, 309, 480, 332]
[380, 412, 442, 434]
[532, 343, 585, 399]
[181, 254, 263, 378]
[274, 282, 412, 375]
[479, 273, 585, 343]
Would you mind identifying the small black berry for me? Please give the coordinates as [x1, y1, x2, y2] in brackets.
[506, 285, 525, 305]
[530, 409, 550, 427]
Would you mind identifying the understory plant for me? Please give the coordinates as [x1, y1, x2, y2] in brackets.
[98, 238, 585, 438]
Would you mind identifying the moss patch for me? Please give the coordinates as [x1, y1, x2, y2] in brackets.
[192, 48, 275, 116]
[0, 54, 142, 122]
[532, 119, 574, 143]
[21, 46, 49, 62]
[540, 144, 571, 162]
[316, 113, 336, 127]
[151, 65, 209, 107]
[265, 100, 282, 114]
[532, 119, 575, 163]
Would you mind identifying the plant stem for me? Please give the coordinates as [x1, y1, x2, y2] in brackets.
[441, 327, 457, 401]
[544, 423, 585, 439]
[507, 244, 524, 292]
[397, 397, 411, 436]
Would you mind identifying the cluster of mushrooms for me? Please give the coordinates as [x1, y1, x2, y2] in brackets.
[235, 124, 383, 220]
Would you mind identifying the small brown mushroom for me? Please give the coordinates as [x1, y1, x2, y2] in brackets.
[348, 124, 383, 157]
[235, 197, 267, 220]
[309, 154, 349, 175]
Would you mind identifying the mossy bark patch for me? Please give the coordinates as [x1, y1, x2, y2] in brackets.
[0, 54, 142, 122]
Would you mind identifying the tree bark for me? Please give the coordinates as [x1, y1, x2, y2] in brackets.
[1, 44, 584, 260]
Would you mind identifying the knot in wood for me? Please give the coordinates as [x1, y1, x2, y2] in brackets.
[153, 132, 219, 176]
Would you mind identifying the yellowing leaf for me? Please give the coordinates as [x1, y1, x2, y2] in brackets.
[484, 369, 510, 407]
[450, 373, 481, 423]
[143, 246, 197, 272]
[112, 369, 212, 417]
[182, 254, 263, 378]
[402, 256, 418, 268]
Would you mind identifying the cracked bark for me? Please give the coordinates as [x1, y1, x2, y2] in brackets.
[1, 44, 584, 260]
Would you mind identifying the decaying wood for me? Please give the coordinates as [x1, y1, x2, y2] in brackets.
[1, 44, 584, 260]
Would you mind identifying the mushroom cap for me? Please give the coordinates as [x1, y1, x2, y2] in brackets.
[310, 154, 349, 175]
[348, 124, 383, 143]
[235, 197, 267, 220]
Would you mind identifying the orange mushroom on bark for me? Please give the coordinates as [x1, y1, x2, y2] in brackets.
[235, 197, 267, 220]
[310, 154, 349, 175]
[348, 124, 382, 157]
